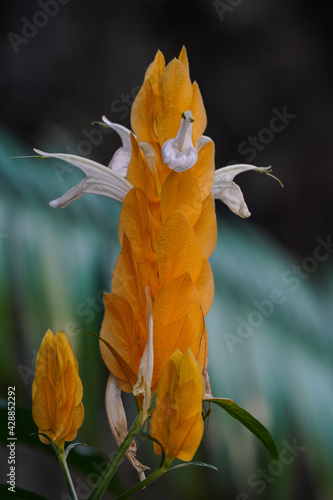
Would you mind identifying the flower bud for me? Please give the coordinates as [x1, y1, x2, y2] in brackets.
[150, 347, 204, 463]
[32, 330, 84, 449]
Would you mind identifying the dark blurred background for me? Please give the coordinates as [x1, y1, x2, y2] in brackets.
[0, 1, 332, 499]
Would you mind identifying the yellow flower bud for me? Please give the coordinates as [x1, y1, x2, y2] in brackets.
[150, 347, 204, 463]
[32, 330, 84, 449]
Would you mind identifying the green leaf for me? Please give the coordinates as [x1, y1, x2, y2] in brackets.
[206, 398, 278, 460]
[0, 484, 49, 499]
[168, 462, 218, 472]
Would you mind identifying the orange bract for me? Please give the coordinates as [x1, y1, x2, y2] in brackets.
[32, 330, 84, 449]
[150, 347, 205, 462]
[100, 48, 216, 426]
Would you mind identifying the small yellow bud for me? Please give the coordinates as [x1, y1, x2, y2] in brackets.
[32, 330, 84, 449]
[150, 347, 204, 463]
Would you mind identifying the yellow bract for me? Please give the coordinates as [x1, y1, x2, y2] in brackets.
[32, 330, 84, 449]
[100, 48, 216, 435]
[150, 347, 205, 462]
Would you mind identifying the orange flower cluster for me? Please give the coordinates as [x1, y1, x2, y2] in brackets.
[100, 47, 217, 398]
[32, 330, 84, 449]
[100, 48, 216, 459]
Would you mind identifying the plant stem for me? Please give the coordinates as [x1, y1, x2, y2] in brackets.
[115, 463, 169, 500]
[58, 449, 78, 500]
[88, 410, 143, 500]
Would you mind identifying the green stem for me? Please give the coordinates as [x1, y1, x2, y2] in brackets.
[115, 463, 169, 500]
[58, 448, 78, 500]
[88, 410, 143, 500]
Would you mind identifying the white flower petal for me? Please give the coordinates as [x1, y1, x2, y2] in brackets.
[102, 116, 132, 152]
[34, 149, 133, 208]
[101, 117, 134, 177]
[212, 180, 250, 218]
[35, 149, 116, 178]
[108, 147, 131, 177]
[195, 135, 212, 152]
[214, 164, 271, 183]
[49, 176, 129, 208]
[161, 141, 198, 172]
[50, 178, 87, 208]
[161, 110, 198, 172]
[212, 164, 277, 217]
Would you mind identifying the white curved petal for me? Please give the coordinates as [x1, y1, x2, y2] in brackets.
[195, 135, 212, 152]
[34, 149, 133, 208]
[102, 116, 132, 152]
[50, 178, 87, 208]
[212, 180, 250, 218]
[36, 149, 113, 178]
[161, 110, 198, 171]
[173, 110, 194, 150]
[161, 140, 198, 172]
[108, 147, 131, 177]
[50, 176, 131, 208]
[214, 164, 271, 183]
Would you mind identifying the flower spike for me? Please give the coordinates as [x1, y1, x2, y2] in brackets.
[28, 50, 279, 488]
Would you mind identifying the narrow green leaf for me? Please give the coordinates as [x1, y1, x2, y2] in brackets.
[206, 398, 278, 460]
[168, 461, 218, 472]
[0, 484, 49, 499]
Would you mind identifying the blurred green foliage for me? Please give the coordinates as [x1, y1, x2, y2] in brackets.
[0, 128, 332, 499]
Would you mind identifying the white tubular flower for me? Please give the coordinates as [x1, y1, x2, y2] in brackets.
[161, 110, 198, 172]
[212, 164, 279, 218]
[34, 149, 133, 209]
[133, 286, 154, 423]
[102, 116, 132, 177]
